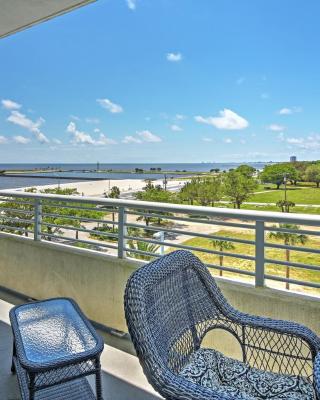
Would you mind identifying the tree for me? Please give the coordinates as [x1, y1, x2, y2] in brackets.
[268, 224, 308, 290]
[108, 186, 120, 198]
[178, 179, 198, 205]
[304, 164, 320, 188]
[276, 200, 295, 213]
[235, 164, 256, 178]
[260, 164, 298, 189]
[179, 177, 223, 206]
[127, 240, 160, 261]
[135, 185, 173, 226]
[106, 186, 120, 232]
[224, 171, 258, 209]
[211, 239, 235, 277]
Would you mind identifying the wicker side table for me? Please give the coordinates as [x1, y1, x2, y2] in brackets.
[10, 298, 104, 400]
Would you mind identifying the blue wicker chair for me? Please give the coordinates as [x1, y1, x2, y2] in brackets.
[124, 250, 320, 400]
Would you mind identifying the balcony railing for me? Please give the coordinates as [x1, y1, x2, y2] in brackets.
[0, 190, 319, 294]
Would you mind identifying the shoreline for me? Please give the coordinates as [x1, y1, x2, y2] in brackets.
[10, 178, 186, 197]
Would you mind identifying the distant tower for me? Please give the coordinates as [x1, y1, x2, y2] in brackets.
[97, 161, 100, 171]
[290, 156, 297, 163]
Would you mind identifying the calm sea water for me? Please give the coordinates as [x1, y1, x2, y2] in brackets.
[0, 163, 267, 190]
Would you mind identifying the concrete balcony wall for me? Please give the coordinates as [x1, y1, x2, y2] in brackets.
[0, 233, 319, 353]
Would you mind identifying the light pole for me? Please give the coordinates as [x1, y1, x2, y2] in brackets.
[284, 173, 287, 202]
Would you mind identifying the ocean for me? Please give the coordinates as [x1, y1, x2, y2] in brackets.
[0, 163, 267, 190]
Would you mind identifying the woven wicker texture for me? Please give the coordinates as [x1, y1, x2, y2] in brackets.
[124, 250, 320, 400]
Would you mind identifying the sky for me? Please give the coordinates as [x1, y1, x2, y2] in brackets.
[0, 0, 320, 163]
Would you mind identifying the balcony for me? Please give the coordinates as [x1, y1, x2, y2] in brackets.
[0, 190, 319, 398]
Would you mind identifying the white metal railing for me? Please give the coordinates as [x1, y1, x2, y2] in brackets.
[0, 190, 319, 294]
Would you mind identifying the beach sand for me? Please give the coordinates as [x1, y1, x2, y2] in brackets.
[13, 178, 186, 197]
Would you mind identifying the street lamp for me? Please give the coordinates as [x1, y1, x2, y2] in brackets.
[283, 173, 287, 202]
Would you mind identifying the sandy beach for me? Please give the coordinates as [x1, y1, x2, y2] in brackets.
[12, 178, 186, 197]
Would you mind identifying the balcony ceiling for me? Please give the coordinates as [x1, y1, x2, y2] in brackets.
[0, 0, 96, 39]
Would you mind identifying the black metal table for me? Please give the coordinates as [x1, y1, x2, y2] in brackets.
[9, 298, 104, 400]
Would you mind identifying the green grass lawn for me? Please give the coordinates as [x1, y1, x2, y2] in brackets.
[178, 230, 320, 294]
[249, 187, 320, 205]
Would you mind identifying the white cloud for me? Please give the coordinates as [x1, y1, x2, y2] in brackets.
[14, 135, 30, 144]
[67, 122, 95, 145]
[96, 133, 117, 145]
[97, 98, 123, 114]
[268, 124, 286, 132]
[240, 139, 246, 144]
[94, 128, 100, 133]
[166, 52, 182, 62]
[224, 138, 232, 143]
[1, 99, 21, 110]
[137, 130, 162, 142]
[170, 124, 183, 132]
[67, 122, 116, 146]
[7, 111, 49, 143]
[122, 135, 142, 144]
[52, 138, 62, 145]
[85, 117, 100, 124]
[285, 134, 320, 150]
[175, 114, 186, 120]
[278, 107, 302, 115]
[202, 137, 213, 142]
[0, 136, 8, 144]
[126, 0, 136, 10]
[195, 109, 249, 130]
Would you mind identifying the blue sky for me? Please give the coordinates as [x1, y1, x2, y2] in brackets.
[0, 0, 320, 163]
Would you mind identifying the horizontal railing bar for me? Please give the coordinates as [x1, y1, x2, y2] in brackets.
[265, 274, 320, 289]
[0, 224, 31, 233]
[265, 258, 320, 271]
[126, 210, 255, 229]
[125, 248, 161, 258]
[42, 212, 119, 225]
[40, 202, 112, 213]
[265, 226, 320, 236]
[206, 263, 255, 276]
[0, 207, 34, 215]
[0, 199, 34, 206]
[41, 233, 118, 249]
[265, 242, 320, 254]
[125, 235, 256, 260]
[42, 222, 119, 238]
[0, 216, 34, 225]
[124, 222, 255, 244]
[2, 190, 320, 226]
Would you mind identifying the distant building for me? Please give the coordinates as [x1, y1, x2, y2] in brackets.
[290, 156, 297, 163]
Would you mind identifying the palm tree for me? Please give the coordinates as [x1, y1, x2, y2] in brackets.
[106, 186, 120, 232]
[268, 224, 308, 290]
[127, 240, 160, 261]
[211, 239, 235, 277]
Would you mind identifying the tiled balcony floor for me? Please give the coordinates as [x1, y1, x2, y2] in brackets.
[0, 296, 162, 400]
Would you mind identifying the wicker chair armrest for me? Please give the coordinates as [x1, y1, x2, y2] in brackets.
[226, 308, 320, 353]
[314, 352, 320, 397]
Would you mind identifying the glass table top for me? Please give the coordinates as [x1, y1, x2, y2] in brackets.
[13, 299, 98, 363]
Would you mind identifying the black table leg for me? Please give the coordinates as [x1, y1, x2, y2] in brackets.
[11, 341, 16, 374]
[95, 358, 103, 400]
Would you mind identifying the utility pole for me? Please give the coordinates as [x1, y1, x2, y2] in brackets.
[163, 174, 168, 191]
[284, 173, 287, 202]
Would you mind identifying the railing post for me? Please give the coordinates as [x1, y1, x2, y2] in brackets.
[255, 220, 265, 287]
[34, 199, 42, 241]
[118, 206, 127, 259]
